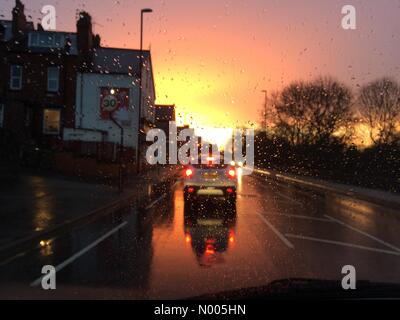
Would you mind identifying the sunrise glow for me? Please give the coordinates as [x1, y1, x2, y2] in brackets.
[0, 0, 398, 144]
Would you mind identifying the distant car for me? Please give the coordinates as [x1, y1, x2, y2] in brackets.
[229, 160, 243, 168]
[183, 158, 237, 215]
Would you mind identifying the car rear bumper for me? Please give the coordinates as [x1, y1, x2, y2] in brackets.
[184, 185, 237, 201]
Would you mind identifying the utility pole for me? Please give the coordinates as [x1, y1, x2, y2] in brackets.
[136, 8, 153, 174]
[110, 114, 124, 193]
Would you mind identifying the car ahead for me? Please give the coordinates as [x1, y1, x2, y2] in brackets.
[183, 159, 237, 215]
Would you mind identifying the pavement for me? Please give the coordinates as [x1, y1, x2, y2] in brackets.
[0, 170, 399, 299]
[0, 166, 178, 248]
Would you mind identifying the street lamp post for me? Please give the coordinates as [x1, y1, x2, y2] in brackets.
[136, 8, 153, 174]
[110, 114, 124, 193]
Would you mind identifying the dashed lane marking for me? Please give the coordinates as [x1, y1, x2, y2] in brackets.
[286, 234, 400, 256]
[145, 194, 167, 210]
[255, 212, 294, 249]
[325, 215, 400, 253]
[273, 213, 332, 222]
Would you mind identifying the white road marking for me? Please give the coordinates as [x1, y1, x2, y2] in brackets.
[0, 251, 27, 267]
[324, 215, 400, 253]
[285, 234, 400, 256]
[274, 191, 303, 206]
[145, 194, 167, 210]
[255, 212, 294, 249]
[275, 181, 292, 189]
[274, 213, 332, 222]
[30, 221, 128, 287]
[257, 182, 303, 206]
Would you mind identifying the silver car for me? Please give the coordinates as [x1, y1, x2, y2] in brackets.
[182, 160, 237, 215]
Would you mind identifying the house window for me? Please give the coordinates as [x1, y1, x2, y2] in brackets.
[47, 67, 60, 92]
[32, 32, 65, 48]
[10, 65, 22, 90]
[43, 109, 61, 135]
[0, 104, 4, 128]
[54, 34, 63, 46]
[40, 33, 53, 46]
[28, 33, 39, 46]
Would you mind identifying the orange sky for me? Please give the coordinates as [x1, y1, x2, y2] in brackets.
[1, 0, 399, 131]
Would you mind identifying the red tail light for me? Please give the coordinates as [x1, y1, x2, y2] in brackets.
[229, 230, 235, 243]
[205, 244, 215, 255]
[226, 187, 234, 194]
[185, 168, 194, 178]
[227, 167, 236, 179]
[187, 187, 195, 193]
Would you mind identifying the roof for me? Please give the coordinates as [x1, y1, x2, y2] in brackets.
[92, 47, 156, 99]
[92, 47, 151, 75]
[26, 31, 78, 55]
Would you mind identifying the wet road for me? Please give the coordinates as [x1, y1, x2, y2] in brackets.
[1, 172, 400, 299]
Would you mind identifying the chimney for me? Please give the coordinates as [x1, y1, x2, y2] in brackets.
[77, 11, 93, 56]
[11, 0, 27, 37]
[0, 24, 5, 41]
[93, 34, 101, 48]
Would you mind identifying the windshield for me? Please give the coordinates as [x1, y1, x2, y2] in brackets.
[0, 0, 400, 303]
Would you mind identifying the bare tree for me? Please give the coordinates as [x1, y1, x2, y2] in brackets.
[274, 77, 353, 145]
[358, 78, 400, 145]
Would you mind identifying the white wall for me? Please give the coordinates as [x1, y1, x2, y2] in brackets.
[141, 59, 156, 123]
[74, 73, 140, 149]
[63, 128, 104, 142]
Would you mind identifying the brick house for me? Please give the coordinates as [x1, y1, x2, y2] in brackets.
[0, 0, 85, 155]
[0, 1, 156, 174]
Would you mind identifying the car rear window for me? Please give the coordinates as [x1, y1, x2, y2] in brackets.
[192, 164, 229, 169]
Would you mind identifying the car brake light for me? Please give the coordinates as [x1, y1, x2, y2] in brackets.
[228, 168, 236, 178]
[205, 244, 215, 255]
[185, 168, 194, 178]
[206, 156, 215, 166]
[227, 187, 234, 193]
[187, 187, 195, 193]
[229, 230, 235, 243]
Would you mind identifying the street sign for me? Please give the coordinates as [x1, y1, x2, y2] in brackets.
[99, 87, 130, 120]
[101, 94, 118, 113]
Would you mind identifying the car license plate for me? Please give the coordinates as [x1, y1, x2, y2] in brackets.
[197, 219, 223, 226]
[197, 189, 224, 196]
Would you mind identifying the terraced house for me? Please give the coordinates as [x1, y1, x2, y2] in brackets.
[0, 0, 156, 177]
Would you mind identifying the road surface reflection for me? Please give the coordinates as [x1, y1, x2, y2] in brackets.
[184, 213, 236, 267]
